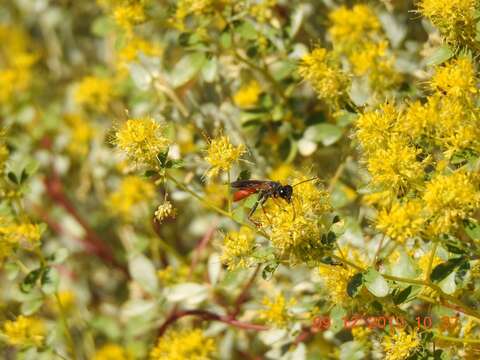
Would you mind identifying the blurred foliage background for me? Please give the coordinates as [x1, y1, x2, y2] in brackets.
[1, 0, 480, 359]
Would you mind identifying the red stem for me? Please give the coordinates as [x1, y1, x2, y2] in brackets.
[157, 309, 268, 337]
[43, 173, 127, 274]
[230, 265, 261, 318]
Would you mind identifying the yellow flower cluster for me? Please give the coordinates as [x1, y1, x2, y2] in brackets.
[358, 56, 480, 241]
[423, 171, 480, 236]
[117, 36, 163, 72]
[328, 5, 381, 50]
[150, 328, 216, 360]
[418, 0, 478, 47]
[260, 293, 295, 328]
[205, 135, 245, 178]
[154, 200, 176, 223]
[329, 4, 400, 94]
[254, 175, 332, 263]
[115, 117, 170, 167]
[376, 200, 425, 243]
[0, 219, 43, 262]
[233, 80, 262, 108]
[383, 328, 420, 360]
[221, 226, 256, 270]
[2, 316, 45, 348]
[157, 265, 190, 285]
[93, 343, 133, 360]
[108, 176, 156, 219]
[298, 48, 349, 108]
[75, 76, 115, 112]
[113, 2, 146, 33]
[64, 114, 94, 158]
[0, 25, 38, 105]
[318, 264, 356, 304]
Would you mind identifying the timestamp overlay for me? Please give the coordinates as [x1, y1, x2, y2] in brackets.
[312, 314, 460, 334]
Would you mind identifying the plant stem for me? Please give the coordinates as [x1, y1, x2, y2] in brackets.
[227, 170, 232, 214]
[425, 242, 439, 282]
[55, 293, 77, 360]
[331, 254, 480, 320]
[157, 309, 268, 337]
[432, 332, 480, 344]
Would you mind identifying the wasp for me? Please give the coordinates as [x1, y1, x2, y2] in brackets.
[230, 177, 318, 225]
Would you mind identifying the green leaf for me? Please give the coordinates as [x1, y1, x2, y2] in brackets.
[170, 52, 207, 88]
[304, 123, 343, 146]
[347, 272, 364, 297]
[430, 257, 464, 282]
[262, 262, 279, 280]
[393, 285, 412, 305]
[464, 219, 480, 241]
[237, 170, 251, 181]
[91, 16, 115, 37]
[364, 268, 390, 297]
[164, 283, 209, 305]
[7, 171, 18, 184]
[330, 305, 347, 333]
[208, 253, 221, 286]
[20, 268, 43, 293]
[232, 206, 245, 223]
[237, 21, 257, 40]
[21, 296, 44, 316]
[41, 267, 59, 295]
[426, 45, 453, 67]
[129, 254, 159, 294]
[202, 58, 217, 82]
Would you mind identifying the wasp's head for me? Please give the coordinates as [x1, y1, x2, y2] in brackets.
[278, 185, 293, 203]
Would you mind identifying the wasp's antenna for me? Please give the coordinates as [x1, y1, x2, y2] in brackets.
[292, 176, 319, 188]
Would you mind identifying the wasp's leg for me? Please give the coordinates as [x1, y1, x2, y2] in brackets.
[248, 193, 266, 227]
[260, 200, 273, 226]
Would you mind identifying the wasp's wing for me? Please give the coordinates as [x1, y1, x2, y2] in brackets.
[230, 180, 272, 189]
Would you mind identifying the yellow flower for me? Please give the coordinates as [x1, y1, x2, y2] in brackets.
[366, 137, 425, 194]
[173, 0, 216, 30]
[75, 76, 114, 112]
[383, 328, 420, 360]
[108, 176, 156, 219]
[418, 0, 477, 46]
[298, 47, 350, 108]
[352, 327, 372, 344]
[254, 175, 332, 263]
[0, 218, 43, 261]
[328, 5, 381, 51]
[150, 328, 216, 360]
[154, 200, 176, 222]
[417, 251, 443, 279]
[115, 117, 170, 167]
[117, 36, 163, 71]
[349, 41, 400, 92]
[233, 80, 262, 108]
[430, 57, 477, 98]
[356, 102, 398, 154]
[205, 135, 245, 178]
[318, 264, 356, 304]
[157, 265, 190, 285]
[0, 25, 38, 105]
[376, 200, 425, 243]
[250, 0, 277, 24]
[221, 226, 256, 270]
[260, 293, 296, 328]
[93, 344, 133, 360]
[423, 171, 480, 235]
[3, 316, 45, 348]
[114, 3, 146, 32]
[64, 114, 94, 157]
